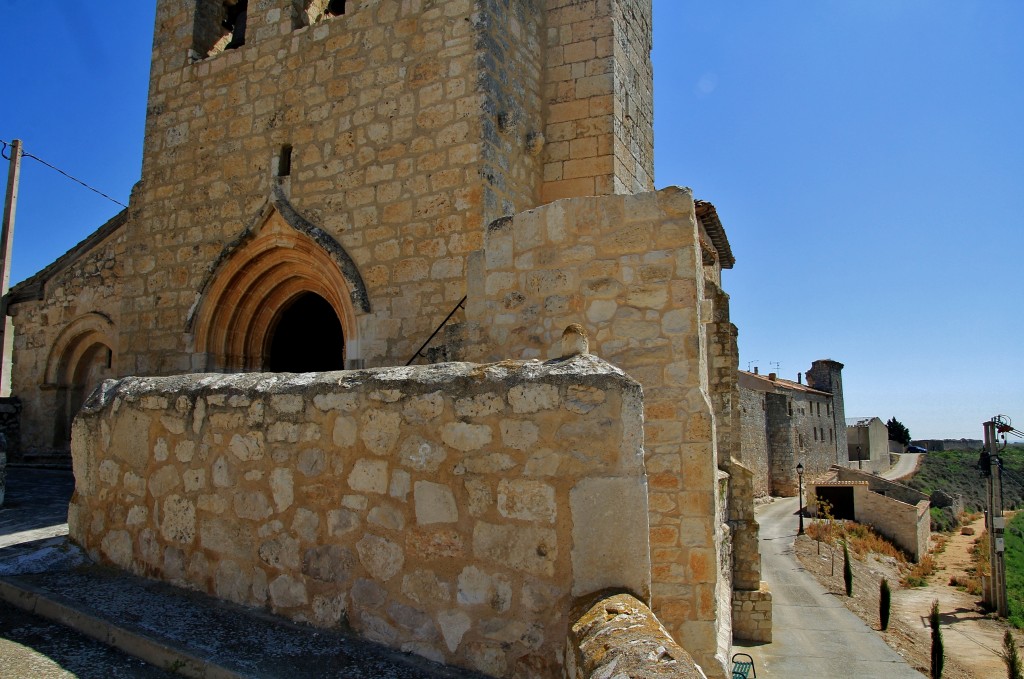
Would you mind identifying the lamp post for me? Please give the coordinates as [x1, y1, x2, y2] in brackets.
[797, 462, 805, 535]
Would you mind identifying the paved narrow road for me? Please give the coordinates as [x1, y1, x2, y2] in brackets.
[882, 453, 922, 481]
[734, 497, 923, 678]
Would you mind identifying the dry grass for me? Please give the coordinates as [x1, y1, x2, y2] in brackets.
[902, 554, 937, 587]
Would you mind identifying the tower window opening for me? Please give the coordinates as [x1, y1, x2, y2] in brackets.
[278, 145, 293, 177]
[223, 0, 248, 50]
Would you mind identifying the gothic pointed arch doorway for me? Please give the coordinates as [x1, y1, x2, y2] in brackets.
[190, 204, 367, 372]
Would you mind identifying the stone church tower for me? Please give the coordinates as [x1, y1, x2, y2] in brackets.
[7, 1, 766, 675]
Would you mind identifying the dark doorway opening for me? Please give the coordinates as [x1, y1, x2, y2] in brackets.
[267, 293, 345, 372]
[813, 486, 855, 520]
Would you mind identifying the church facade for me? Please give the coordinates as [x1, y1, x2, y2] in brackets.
[6, 1, 768, 674]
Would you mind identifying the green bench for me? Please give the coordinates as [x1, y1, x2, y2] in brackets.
[732, 653, 756, 679]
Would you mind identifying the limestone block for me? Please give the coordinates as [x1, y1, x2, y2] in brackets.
[291, 508, 319, 542]
[212, 456, 233, 487]
[368, 503, 406, 531]
[402, 392, 444, 423]
[98, 459, 120, 486]
[499, 420, 538, 451]
[472, 522, 556, 577]
[302, 545, 356, 584]
[414, 481, 458, 525]
[100, 530, 132, 569]
[312, 594, 347, 626]
[497, 479, 556, 523]
[270, 468, 294, 512]
[389, 469, 411, 501]
[569, 476, 651, 598]
[348, 458, 388, 494]
[399, 435, 446, 472]
[229, 432, 265, 461]
[437, 609, 471, 653]
[454, 393, 503, 418]
[269, 574, 307, 609]
[402, 570, 452, 606]
[200, 518, 254, 559]
[360, 410, 401, 455]
[215, 560, 251, 605]
[149, 466, 181, 498]
[508, 384, 560, 413]
[297, 449, 325, 477]
[356, 534, 405, 581]
[126, 506, 148, 526]
[258, 535, 300, 570]
[441, 422, 492, 452]
[160, 495, 196, 544]
[457, 566, 512, 611]
[233, 491, 273, 520]
[109, 409, 150, 468]
[332, 415, 358, 448]
[327, 509, 360, 537]
[123, 471, 146, 497]
[313, 393, 358, 412]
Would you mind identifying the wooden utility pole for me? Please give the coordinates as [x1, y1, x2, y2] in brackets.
[983, 418, 1009, 617]
[0, 140, 21, 396]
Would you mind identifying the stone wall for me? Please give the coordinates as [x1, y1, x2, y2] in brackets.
[0, 398, 21, 461]
[726, 461, 770, 642]
[465, 187, 729, 674]
[808, 481, 930, 562]
[8, 214, 125, 453]
[834, 466, 927, 507]
[737, 388, 768, 496]
[68, 356, 650, 677]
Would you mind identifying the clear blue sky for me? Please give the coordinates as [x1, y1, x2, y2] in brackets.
[2, 2, 1022, 440]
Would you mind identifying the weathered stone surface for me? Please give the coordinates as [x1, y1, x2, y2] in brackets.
[303, 545, 356, 584]
[570, 476, 651, 599]
[437, 610, 471, 653]
[457, 566, 512, 612]
[440, 422, 492, 452]
[472, 523, 556, 577]
[347, 458, 388, 494]
[398, 436, 446, 472]
[268, 574, 307, 609]
[160, 495, 196, 544]
[149, 466, 181, 498]
[356, 534, 404, 582]
[496, 479, 556, 524]
[414, 481, 458, 525]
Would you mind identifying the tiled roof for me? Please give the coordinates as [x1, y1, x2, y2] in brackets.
[737, 370, 831, 396]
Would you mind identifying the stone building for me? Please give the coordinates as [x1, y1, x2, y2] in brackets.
[845, 416, 889, 473]
[5, 1, 768, 675]
[738, 360, 848, 496]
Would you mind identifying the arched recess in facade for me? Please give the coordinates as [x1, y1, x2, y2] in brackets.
[188, 193, 370, 372]
[44, 312, 116, 448]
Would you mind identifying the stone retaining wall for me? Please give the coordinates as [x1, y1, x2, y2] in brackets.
[68, 356, 649, 678]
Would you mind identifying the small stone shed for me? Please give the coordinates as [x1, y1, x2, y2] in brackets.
[808, 468, 930, 561]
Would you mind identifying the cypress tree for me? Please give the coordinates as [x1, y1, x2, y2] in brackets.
[930, 600, 943, 679]
[843, 541, 853, 597]
[880, 578, 891, 631]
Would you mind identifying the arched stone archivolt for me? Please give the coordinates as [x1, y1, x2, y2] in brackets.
[190, 199, 367, 372]
[43, 312, 116, 448]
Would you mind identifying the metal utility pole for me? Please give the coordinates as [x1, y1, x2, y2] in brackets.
[0, 140, 21, 397]
[983, 418, 1009, 617]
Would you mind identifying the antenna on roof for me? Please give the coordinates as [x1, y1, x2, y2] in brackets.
[747, 361, 758, 372]
[770, 361, 781, 374]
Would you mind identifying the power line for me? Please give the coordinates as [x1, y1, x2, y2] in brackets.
[1, 139, 127, 209]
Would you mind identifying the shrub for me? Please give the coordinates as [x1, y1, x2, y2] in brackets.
[903, 554, 937, 588]
[1005, 630, 1023, 679]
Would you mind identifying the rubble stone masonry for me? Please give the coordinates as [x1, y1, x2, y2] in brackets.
[69, 355, 650, 678]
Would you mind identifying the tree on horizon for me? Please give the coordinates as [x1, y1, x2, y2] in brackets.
[887, 417, 911, 445]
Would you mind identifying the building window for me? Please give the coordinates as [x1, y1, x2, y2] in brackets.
[814, 428, 818, 441]
[829, 428, 833, 442]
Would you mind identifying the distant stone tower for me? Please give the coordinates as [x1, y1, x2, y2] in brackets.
[806, 359, 848, 465]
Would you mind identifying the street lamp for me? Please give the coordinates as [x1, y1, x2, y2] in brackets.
[797, 462, 805, 535]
